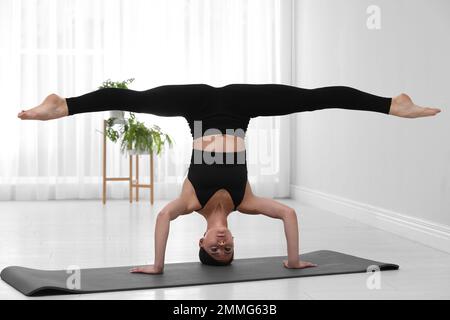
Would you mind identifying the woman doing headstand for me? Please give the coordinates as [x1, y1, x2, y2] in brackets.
[17, 84, 441, 273]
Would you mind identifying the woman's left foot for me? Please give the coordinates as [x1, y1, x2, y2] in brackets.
[17, 93, 69, 121]
[390, 93, 441, 118]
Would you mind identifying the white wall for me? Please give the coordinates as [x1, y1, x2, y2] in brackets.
[290, 0, 450, 249]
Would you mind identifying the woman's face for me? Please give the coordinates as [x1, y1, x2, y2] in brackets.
[199, 226, 234, 262]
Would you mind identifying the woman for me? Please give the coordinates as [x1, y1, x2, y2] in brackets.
[17, 84, 441, 274]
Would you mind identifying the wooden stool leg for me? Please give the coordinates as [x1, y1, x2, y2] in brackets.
[150, 152, 154, 205]
[129, 154, 133, 203]
[102, 120, 107, 205]
[136, 154, 139, 202]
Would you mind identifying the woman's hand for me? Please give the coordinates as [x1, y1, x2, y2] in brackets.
[283, 260, 317, 269]
[129, 265, 164, 274]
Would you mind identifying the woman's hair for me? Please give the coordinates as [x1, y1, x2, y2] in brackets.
[199, 247, 234, 266]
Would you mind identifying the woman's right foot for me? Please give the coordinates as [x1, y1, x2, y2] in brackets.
[17, 93, 69, 121]
[389, 93, 441, 118]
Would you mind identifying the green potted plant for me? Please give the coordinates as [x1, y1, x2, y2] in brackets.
[98, 78, 174, 155]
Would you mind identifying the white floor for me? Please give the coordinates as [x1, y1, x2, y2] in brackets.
[0, 199, 449, 300]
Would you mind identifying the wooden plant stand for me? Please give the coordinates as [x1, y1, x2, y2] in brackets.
[101, 120, 154, 204]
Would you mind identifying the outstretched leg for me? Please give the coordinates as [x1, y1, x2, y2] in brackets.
[18, 83, 441, 120]
[219, 84, 441, 118]
[18, 84, 214, 121]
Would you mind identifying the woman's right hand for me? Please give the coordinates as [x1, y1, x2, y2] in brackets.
[129, 265, 164, 274]
[283, 260, 317, 269]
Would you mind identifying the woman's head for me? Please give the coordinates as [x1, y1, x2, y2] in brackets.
[198, 226, 234, 266]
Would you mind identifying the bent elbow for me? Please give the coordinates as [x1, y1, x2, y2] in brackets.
[157, 210, 171, 222]
[282, 208, 298, 221]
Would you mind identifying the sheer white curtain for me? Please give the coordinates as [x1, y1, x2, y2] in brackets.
[0, 0, 293, 201]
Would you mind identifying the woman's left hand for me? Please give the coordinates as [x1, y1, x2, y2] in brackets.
[129, 264, 164, 274]
[283, 260, 318, 269]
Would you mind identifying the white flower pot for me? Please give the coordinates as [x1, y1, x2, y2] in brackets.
[109, 110, 126, 125]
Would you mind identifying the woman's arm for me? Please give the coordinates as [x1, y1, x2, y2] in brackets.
[280, 210, 317, 269]
[153, 212, 172, 272]
[281, 210, 300, 267]
[237, 193, 317, 269]
[130, 198, 193, 274]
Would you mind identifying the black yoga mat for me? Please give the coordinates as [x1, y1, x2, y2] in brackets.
[1, 250, 399, 296]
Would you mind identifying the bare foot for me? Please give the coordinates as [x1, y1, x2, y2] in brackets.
[17, 93, 69, 121]
[389, 93, 441, 118]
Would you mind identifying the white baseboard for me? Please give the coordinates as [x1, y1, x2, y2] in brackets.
[290, 184, 450, 254]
